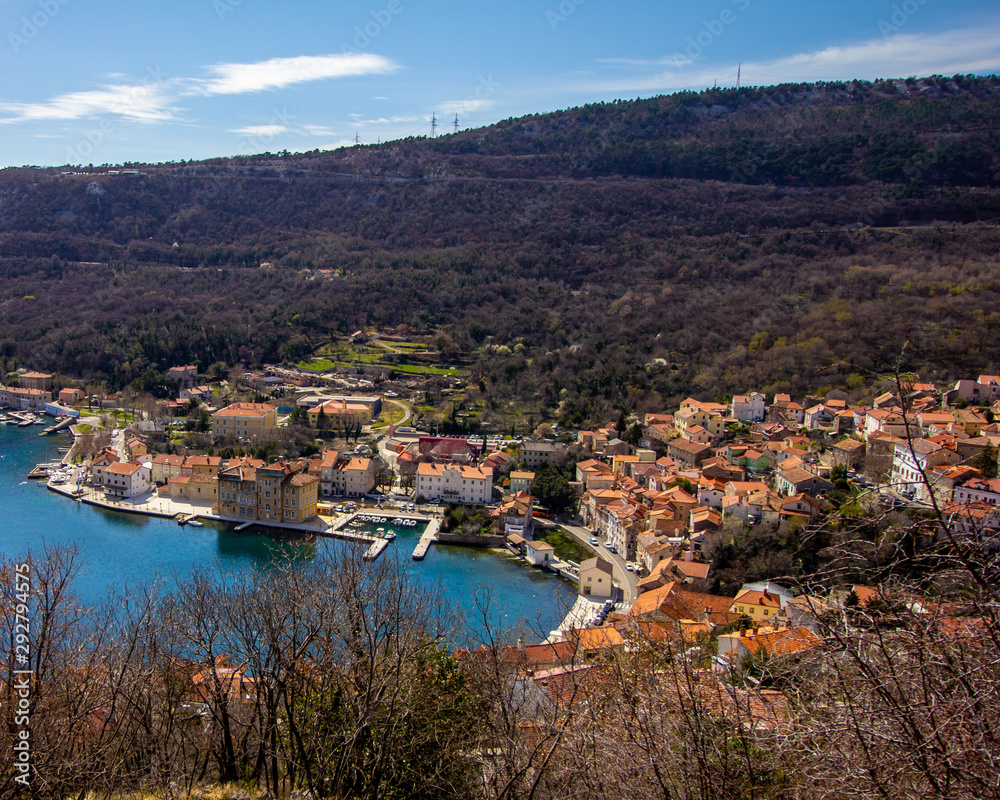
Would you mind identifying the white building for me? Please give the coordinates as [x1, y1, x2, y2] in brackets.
[953, 477, 1000, 506]
[579, 557, 615, 599]
[730, 392, 766, 423]
[524, 539, 555, 566]
[891, 440, 959, 502]
[416, 463, 493, 504]
[104, 461, 152, 499]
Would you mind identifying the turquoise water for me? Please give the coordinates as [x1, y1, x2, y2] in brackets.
[0, 425, 574, 642]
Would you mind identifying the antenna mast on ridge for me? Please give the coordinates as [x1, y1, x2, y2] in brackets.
[355, 131, 360, 144]
[431, 112, 437, 137]
[737, 63, 741, 89]
[453, 113, 459, 133]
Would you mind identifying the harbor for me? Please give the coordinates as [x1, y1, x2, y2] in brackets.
[1, 423, 575, 634]
[43, 477, 408, 555]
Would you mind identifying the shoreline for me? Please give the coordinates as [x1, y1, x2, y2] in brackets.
[39, 460, 579, 632]
[45, 478, 397, 546]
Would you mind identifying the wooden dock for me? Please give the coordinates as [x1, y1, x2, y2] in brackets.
[176, 513, 200, 526]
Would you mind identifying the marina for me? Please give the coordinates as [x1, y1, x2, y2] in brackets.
[0, 424, 575, 633]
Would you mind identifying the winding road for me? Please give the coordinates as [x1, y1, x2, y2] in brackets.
[556, 518, 640, 606]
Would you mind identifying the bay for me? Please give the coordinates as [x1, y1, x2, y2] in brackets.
[0, 423, 574, 642]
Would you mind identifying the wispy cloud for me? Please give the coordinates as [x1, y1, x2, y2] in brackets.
[354, 115, 421, 126]
[195, 53, 398, 96]
[230, 124, 289, 137]
[319, 138, 362, 150]
[0, 82, 178, 124]
[0, 53, 400, 126]
[438, 99, 495, 115]
[302, 125, 339, 137]
[588, 23, 1000, 93]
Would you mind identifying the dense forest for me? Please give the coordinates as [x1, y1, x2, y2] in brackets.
[2, 75, 1000, 422]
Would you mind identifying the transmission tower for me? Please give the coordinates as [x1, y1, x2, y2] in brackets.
[453, 113, 459, 133]
[431, 112, 437, 137]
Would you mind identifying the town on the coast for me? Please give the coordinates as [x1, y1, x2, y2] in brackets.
[3, 359, 998, 683]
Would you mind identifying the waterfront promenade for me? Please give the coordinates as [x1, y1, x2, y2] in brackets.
[46, 472, 377, 545]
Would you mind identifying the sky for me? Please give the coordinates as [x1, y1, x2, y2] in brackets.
[0, 0, 998, 167]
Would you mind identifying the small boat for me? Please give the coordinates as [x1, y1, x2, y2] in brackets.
[393, 518, 403, 525]
[376, 527, 386, 534]
[187, 521, 204, 528]
[384, 532, 396, 541]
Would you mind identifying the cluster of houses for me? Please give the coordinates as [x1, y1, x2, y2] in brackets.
[86, 436, 384, 523]
[451, 577, 987, 740]
[573, 377, 1000, 575]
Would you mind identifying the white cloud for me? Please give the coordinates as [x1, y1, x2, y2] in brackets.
[0, 82, 177, 124]
[438, 99, 495, 115]
[230, 124, 289, 137]
[355, 115, 421, 126]
[195, 53, 398, 96]
[0, 52, 400, 127]
[318, 138, 363, 150]
[302, 125, 339, 136]
[589, 23, 1000, 93]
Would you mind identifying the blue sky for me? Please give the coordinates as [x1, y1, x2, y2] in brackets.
[1, 0, 998, 167]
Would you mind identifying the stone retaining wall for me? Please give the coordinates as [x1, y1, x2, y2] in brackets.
[435, 533, 507, 547]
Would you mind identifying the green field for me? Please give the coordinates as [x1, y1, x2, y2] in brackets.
[372, 401, 410, 430]
[298, 358, 337, 371]
[298, 341, 462, 376]
[537, 528, 595, 564]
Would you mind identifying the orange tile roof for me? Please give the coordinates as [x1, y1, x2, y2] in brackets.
[732, 589, 781, 609]
[572, 627, 625, 651]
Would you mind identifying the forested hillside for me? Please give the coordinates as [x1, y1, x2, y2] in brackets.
[2, 75, 1000, 422]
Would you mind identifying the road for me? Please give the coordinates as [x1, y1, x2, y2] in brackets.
[383, 398, 412, 429]
[556, 518, 640, 606]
